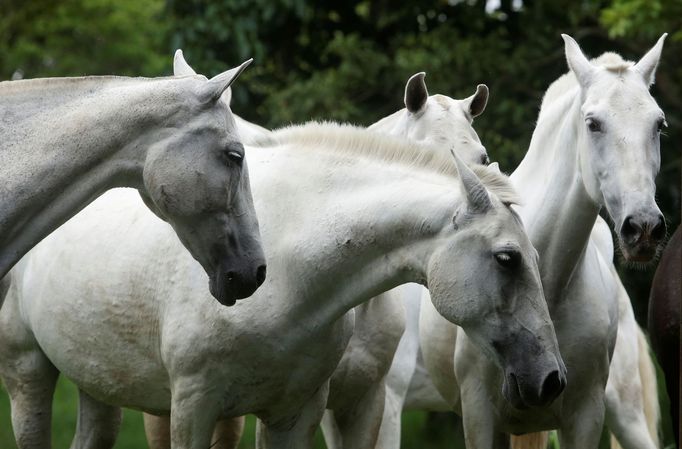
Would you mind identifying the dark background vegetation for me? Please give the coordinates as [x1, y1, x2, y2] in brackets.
[0, 0, 679, 448]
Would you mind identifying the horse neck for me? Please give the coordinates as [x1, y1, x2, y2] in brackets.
[0, 77, 183, 277]
[511, 89, 600, 299]
[252, 147, 455, 326]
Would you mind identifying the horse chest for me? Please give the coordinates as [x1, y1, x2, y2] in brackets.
[174, 309, 356, 419]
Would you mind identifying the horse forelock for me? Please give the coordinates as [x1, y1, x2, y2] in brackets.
[258, 121, 520, 207]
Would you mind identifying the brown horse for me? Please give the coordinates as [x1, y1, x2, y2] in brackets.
[648, 224, 680, 446]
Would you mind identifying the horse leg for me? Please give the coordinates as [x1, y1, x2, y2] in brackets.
[146, 412, 245, 449]
[169, 379, 221, 449]
[331, 378, 387, 449]
[459, 378, 508, 449]
[1, 349, 59, 449]
[604, 330, 658, 449]
[256, 382, 329, 449]
[210, 416, 245, 449]
[69, 389, 122, 449]
[0, 278, 59, 449]
[557, 388, 606, 449]
[373, 383, 406, 449]
[144, 413, 171, 449]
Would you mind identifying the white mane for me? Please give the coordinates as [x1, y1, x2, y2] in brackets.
[540, 52, 635, 110]
[253, 121, 520, 206]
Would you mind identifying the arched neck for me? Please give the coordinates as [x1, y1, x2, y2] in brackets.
[511, 89, 600, 299]
[0, 78, 181, 277]
[248, 147, 456, 330]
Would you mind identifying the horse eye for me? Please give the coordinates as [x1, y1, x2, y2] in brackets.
[586, 118, 602, 133]
[223, 145, 244, 167]
[494, 251, 520, 269]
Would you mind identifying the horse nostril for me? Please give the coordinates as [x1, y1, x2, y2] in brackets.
[620, 215, 641, 241]
[225, 271, 235, 283]
[480, 153, 490, 165]
[651, 215, 666, 241]
[256, 264, 267, 286]
[540, 370, 563, 402]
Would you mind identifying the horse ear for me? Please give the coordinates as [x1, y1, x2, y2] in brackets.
[634, 33, 667, 87]
[173, 49, 197, 76]
[404, 72, 428, 114]
[561, 34, 595, 88]
[488, 161, 501, 173]
[451, 149, 492, 213]
[202, 59, 253, 103]
[464, 84, 489, 119]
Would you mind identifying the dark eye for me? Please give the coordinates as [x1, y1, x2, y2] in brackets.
[223, 144, 244, 167]
[494, 251, 521, 269]
[586, 118, 602, 133]
[656, 118, 667, 133]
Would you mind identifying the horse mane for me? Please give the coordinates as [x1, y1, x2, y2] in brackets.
[252, 121, 520, 206]
[540, 52, 635, 110]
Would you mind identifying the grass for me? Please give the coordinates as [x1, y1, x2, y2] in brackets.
[0, 371, 676, 448]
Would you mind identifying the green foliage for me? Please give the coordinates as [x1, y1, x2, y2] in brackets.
[0, 0, 169, 78]
[601, 0, 682, 41]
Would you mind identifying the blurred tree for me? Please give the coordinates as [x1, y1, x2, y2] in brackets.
[0, 0, 169, 78]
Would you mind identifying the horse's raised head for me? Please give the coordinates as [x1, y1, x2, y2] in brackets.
[369, 73, 490, 166]
[427, 154, 566, 409]
[563, 34, 668, 262]
[141, 53, 266, 306]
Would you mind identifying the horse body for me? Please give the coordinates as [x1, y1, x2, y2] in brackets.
[0, 67, 266, 304]
[0, 123, 563, 449]
[418, 36, 667, 448]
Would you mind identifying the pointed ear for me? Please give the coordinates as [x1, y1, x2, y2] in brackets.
[561, 34, 595, 88]
[173, 49, 197, 76]
[488, 161, 501, 174]
[464, 84, 488, 119]
[451, 149, 492, 213]
[404, 72, 428, 114]
[633, 33, 667, 86]
[202, 59, 253, 103]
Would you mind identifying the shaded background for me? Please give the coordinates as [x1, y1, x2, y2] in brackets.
[0, 0, 679, 447]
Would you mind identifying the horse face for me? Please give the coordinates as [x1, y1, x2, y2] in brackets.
[564, 34, 667, 262]
[427, 161, 565, 409]
[142, 65, 266, 306]
[370, 74, 490, 166]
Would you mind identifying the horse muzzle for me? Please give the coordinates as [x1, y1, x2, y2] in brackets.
[619, 211, 666, 262]
[209, 263, 267, 306]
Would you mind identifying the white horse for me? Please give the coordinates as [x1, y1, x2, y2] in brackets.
[0, 63, 266, 303]
[319, 72, 492, 449]
[0, 123, 565, 449]
[323, 65, 659, 449]
[147, 61, 494, 449]
[414, 34, 668, 449]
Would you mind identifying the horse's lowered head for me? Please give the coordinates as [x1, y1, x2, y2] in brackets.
[426, 155, 566, 409]
[562, 33, 668, 262]
[140, 57, 266, 306]
[369, 72, 490, 166]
